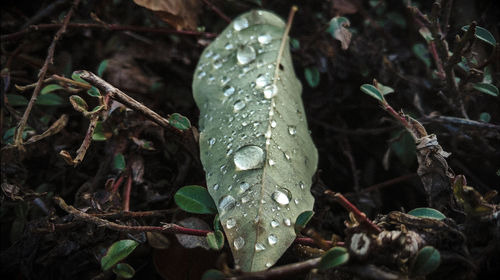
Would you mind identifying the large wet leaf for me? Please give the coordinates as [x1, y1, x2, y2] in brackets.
[192, 10, 318, 271]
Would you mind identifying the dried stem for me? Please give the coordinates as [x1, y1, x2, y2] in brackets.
[228, 257, 321, 280]
[2, 22, 217, 42]
[75, 70, 172, 130]
[13, 0, 80, 149]
[325, 190, 382, 233]
[122, 173, 132, 211]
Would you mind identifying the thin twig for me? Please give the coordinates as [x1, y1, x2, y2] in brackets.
[1, 22, 217, 42]
[228, 257, 321, 280]
[122, 172, 132, 211]
[273, 6, 298, 84]
[75, 70, 172, 130]
[53, 196, 210, 236]
[13, 0, 80, 149]
[325, 191, 382, 233]
[202, 0, 231, 23]
[91, 209, 176, 218]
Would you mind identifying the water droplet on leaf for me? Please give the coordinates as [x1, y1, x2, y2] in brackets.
[236, 45, 256, 65]
[219, 195, 236, 213]
[268, 234, 278, 245]
[226, 218, 236, 229]
[233, 145, 265, 171]
[233, 17, 249, 31]
[234, 236, 245, 250]
[258, 34, 272, 44]
[233, 100, 246, 112]
[272, 188, 291, 205]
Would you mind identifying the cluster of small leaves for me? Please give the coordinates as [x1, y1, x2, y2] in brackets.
[101, 239, 139, 279]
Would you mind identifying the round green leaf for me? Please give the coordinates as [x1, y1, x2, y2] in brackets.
[410, 246, 441, 277]
[412, 43, 431, 68]
[35, 93, 64, 106]
[304, 67, 320, 88]
[168, 113, 191, 130]
[479, 112, 491, 123]
[71, 71, 89, 84]
[472, 83, 499, 97]
[101, 239, 139, 271]
[112, 263, 135, 279]
[462, 25, 496, 46]
[360, 84, 384, 102]
[97, 59, 109, 77]
[408, 207, 446, 220]
[295, 211, 314, 233]
[113, 153, 126, 171]
[174, 185, 217, 214]
[6, 94, 29, 106]
[201, 269, 225, 280]
[41, 84, 64, 95]
[206, 230, 225, 250]
[318, 246, 349, 270]
[92, 121, 108, 141]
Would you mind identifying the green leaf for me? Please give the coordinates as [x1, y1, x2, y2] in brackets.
[207, 230, 225, 250]
[112, 263, 135, 279]
[412, 43, 431, 68]
[408, 207, 446, 220]
[97, 59, 109, 77]
[304, 67, 320, 88]
[41, 84, 64, 94]
[483, 66, 493, 83]
[101, 239, 139, 271]
[6, 94, 29, 106]
[290, 38, 300, 50]
[360, 84, 384, 102]
[113, 153, 126, 171]
[410, 246, 441, 277]
[168, 113, 191, 130]
[71, 71, 89, 84]
[174, 185, 217, 214]
[377, 83, 394, 95]
[193, 10, 318, 272]
[479, 112, 491, 123]
[318, 247, 349, 270]
[462, 25, 496, 46]
[35, 93, 64, 106]
[69, 95, 89, 112]
[418, 27, 434, 42]
[87, 86, 101, 97]
[92, 121, 107, 141]
[213, 214, 222, 232]
[295, 211, 314, 233]
[201, 269, 225, 280]
[472, 83, 499, 97]
[89, 105, 104, 114]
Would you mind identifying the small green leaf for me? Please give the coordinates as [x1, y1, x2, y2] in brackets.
[295, 211, 314, 233]
[6, 94, 29, 106]
[89, 105, 104, 114]
[71, 71, 89, 84]
[174, 185, 217, 214]
[472, 83, 499, 97]
[113, 153, 126, 171]
[69, 95, 89, 112]
[112, 263, 135, 279]
[304, 67, 320, 88]
[410, 246, 441, 277]
[327, 17, 352, 50]
[360, 84, 384, 102]
[483, 66, 493, 83]
[318, 247, 349, 270]
[168, 113, 191, 130]
[97, 59, 109, 77]
[290, 38, 300, 50]
[201, 269, 225, 280]
[207, 230, 225, 250]
[462, 25, 496, 46]
[92, 121, 108, 141]
[213, 214, 222, 232]
[412, 43, 431, 68]
[479, 112, 491, 123]
[408, 208, 446, 220]
[101, 239, 139, 271]
[87, 86, 101, 97]
[41, 84, 64, 94]
[36, 93, 64, 106]
[377, 83, 394, 95]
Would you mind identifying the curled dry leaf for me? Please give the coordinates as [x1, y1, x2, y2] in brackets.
[133, 0, 201, 30]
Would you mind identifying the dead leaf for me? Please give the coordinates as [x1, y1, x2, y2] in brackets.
[133, 0, 201, 30]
